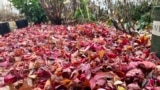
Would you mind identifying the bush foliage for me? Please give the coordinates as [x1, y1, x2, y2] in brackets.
[9, 0, 160, 30]
[9, 0, 47, 24]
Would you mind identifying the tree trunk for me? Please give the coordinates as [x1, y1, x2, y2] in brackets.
[72, 0, 77, 12]
[151, 6, 160, 58]
[39, 0, 63, 25]
[50, 17, 62, 25]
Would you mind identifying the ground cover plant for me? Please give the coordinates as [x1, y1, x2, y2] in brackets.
[0, 24, 160, 90]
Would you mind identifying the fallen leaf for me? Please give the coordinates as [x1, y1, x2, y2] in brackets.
[8, 84, 16, 90]
[19, 80, 32, 90]
[98, 50, 105, 59]
[44, 79, 53, 90]
[126, 68, 144, 78]
[60, 79, 72, 87]
[140, 61, 156, 69]
[0, 23, 157, 89]
[117, 86, 126, 90]
[127, 83, 141, 90]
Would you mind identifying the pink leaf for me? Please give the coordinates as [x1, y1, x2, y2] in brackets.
[0, 58, 9, 67]
[140, 61, 156, 69]
[127, 61, 140, 70]
[126, 68, 144, 77]
[127, 83, 141, 90]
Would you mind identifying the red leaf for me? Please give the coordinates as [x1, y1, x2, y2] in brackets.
[4, 74, 17, 84]
[14, 49, 24, 56]
[122, 38, 128, 45]
[140, 61, 156, 69]
[157, 76, 160, 85]
[107, 52, 117, 58]
[0, 23, 154, 89]
[36, 68, 51, 78]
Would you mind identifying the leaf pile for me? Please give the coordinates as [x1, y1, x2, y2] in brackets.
[0, 24, 160, 90]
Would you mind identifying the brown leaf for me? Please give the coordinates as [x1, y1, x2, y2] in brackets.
[9, 84, 16, 90]
[60, 79, 72, 87]
[19, 80, 32, 90]
[83, 79, 90, 87]
[44, 79, 53, 90]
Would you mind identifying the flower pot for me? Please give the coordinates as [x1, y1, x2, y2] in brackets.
[151, 6, 160, 58]
[15, 19, 28, 29]
[0, 22, 10, 35]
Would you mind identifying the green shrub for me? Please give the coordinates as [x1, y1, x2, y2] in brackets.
[138, 12, 152, 30]
[10, 0, 47, 24]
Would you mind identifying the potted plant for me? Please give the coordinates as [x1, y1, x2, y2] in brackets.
[0, 22, 10, 35]
[15, 19, 28, 29]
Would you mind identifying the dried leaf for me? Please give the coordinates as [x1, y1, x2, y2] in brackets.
[44, 79, 53, 90]
[140, 61, 156, 69]
[117, 86, 126, 90]
[107, 52, 117, 58]
[83, 79, 90, 87]
[60, 79, 72, 87]
[98, 50, 105, 59]
[127, 83, 141, 90]
[19, 80, 32, 90]
[4, 74, 17, 84]
[0, 59, 9, 67]
[9, 84, 16, 90]
[126, 68, 144, 77]
[141, 79, 148, 88]
[114, 80, 124, 86]
[0, 23, 156, 89]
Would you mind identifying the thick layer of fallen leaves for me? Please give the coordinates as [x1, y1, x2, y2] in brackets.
[0, 24, 160, 90]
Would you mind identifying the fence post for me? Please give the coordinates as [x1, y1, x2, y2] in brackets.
[151, 6, 160, 58]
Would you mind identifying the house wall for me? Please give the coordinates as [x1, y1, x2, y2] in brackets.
[0, 0, 19, 15]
